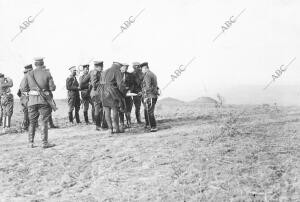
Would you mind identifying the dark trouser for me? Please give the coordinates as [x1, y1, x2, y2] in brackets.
[20, 96, 29, 130]
[119, 97, 133, 126]
[1, 94, 14, 128]
[133, 95, 142, 123]
[143, 98, 157, 128]
[68, 95, 81, 123]
[28, 104, 51, 145]
[104, 106, 119, 132]
[94, 101, 108, 128]
[82, 97, 95, 122]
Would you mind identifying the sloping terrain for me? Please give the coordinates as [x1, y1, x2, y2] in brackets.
[0, 102, 300, 201]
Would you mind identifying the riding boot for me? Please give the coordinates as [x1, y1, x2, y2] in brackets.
[7, 115, 11, 128]
[28, 123, 36, 146]
[84, 111, 89, 124]
[41, 122, 55, 148]
[49, 115, 58, 128]
[136, 111, 142, 124]
[68, 112, 73, 123]
[126, 112, 131, 127]
[95, 114, 101, 131]
[75, 111, 81, 124]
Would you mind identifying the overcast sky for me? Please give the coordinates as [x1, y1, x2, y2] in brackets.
[0, 0, 299, 102]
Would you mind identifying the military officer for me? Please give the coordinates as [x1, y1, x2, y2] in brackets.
[0, 73, 14, 132]
[131, 62, 143, 124]
[90, 61, 108, 130]
[20, 57, 56, 148]
[66, 66, 81, 124]
[17, 64, 33, 131]
[141, 62, 159, 132]
[101, 62, 125, 134]
[79, 64, 95, 124]
[119, 63, 134, 128]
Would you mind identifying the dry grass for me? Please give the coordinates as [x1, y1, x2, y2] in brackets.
[0, 101, 299, 201]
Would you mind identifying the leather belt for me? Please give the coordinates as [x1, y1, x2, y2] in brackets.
[28, 91, 40, 96]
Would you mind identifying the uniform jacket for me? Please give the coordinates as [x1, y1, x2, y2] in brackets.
[142, 70, 158, 99]
[20, 66, 56, 106]
[131, 70, 144, 93]
[89, 69, 102, 100]
[79, 73, 91, 99]
[120, 72, 134, 95]
[66, 75, 80, 99]
[101, 64, 124, 108]
[0, 77, 13, 95]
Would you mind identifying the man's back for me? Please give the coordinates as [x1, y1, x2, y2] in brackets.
[24, 67, 56, 91]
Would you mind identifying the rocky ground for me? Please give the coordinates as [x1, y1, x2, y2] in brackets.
[0, 101, 299, 201]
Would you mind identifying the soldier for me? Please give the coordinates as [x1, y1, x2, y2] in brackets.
[101, 62, 125, 134]
[43, 68, 58, 129]
[131, 62, 144, 124]
[17, 64, 33, 131]
[119, 63, 134, 128]
[79, 64, 95, 124]
[140, 62, 158, 132]
[20, 57, 56, 148]
[90, 61, 107, 130]
[0, 73, 14, 132]
[66, 66, 81, 124]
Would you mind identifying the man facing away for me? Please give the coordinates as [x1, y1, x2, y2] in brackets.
[66, 66, 81, 124]
[79, 64, 95, 124]
[20, 57, 56, 148]
[18, 64, 33, 131]
[0, 73, 14, 132]
[140, 62, 159, 132]
[101, 62, 125, 134]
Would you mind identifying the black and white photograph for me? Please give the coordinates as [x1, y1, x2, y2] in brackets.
[0, 0, 300, 201]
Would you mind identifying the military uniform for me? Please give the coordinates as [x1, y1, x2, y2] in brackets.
[90, 61, 108, 130]
[131, 62, 144, 124]
[0, 73, 3, 126]
[66, 66, 81, 124]
[20, 57, 56, 148]
[0, 74, 14, 130]
[119, 67, 134, 128]
[101, 62, 125, 133]
[79, 64, 95, 124]
[141, 62, 159, 132]
[18, 64, 33, 131]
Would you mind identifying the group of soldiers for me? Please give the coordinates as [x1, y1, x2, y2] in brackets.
[0, 57, 159, 148]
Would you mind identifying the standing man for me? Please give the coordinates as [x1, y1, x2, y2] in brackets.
[101, 62, 125, 134]
[131, 62, 143, 124]
[66, 66, 81, 124]
[90, 61, 107, 131]
[20, 57, 56, 148]
[79, 64, 95, 124]
[141, 62, 158, 132]
[17, 64, 33, 131]
[119, 63, 134, 128]
[0, 73, 14, 132]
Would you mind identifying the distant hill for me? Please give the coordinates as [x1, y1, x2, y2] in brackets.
[189, 97, 218, 105]
[158, 97, 185, 106]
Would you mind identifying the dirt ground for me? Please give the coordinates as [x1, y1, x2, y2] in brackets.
[0, 101, 300, 202]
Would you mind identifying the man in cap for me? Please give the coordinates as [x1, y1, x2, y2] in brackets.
[131, 62, 144, 124]
[119, 63, 134, 128]
[79, 64, 95, 124]
[66, 66, 81, 124]
[0, 73, 14, 132]
[90, 61, 108, 130]
[140, 62, 159, 132]
[20, 57, 56, 148]
[17, 64, 33, 131]
[101, 62, 125, 134]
